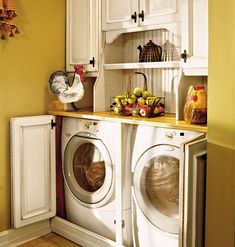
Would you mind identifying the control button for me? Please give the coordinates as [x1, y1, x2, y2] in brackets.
[85, 122, 93, 129]
[165, 132, 174, 139]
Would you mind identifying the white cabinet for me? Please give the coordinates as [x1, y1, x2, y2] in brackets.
[102, 0, 180, 43]
[11, 115, 56, 228]
[66, 0, 100, 73]
[181, 0, 208, 75]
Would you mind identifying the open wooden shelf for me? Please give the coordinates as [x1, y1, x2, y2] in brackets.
[103, 61, 181, 70]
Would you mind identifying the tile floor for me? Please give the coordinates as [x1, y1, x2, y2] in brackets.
[17, 232, 82, 247]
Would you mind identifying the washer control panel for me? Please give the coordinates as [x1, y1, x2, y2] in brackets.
[84, 121, 98, 130]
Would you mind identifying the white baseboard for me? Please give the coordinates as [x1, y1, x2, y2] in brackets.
[51, 216, 124, 247]
[0, 220, 51, 247]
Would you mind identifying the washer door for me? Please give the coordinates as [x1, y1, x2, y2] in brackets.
[64, 133, 113, 207]
[133, 145, 180, 234]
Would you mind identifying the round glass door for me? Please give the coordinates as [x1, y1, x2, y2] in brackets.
[64, 134, 113, 206]
[73, 142, 106, 192]
[133, 145, 180, 234]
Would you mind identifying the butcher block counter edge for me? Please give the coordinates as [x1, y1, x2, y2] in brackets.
[48, 110, 207, 133]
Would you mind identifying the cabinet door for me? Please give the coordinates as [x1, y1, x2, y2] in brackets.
[102, 0, 138, 31]
[181, 0, 208, 75]
[139, 0, 179, 27]
[11, 115, 56, 228]
[179, 138, 207, 247]
[66, 0, 99, 72]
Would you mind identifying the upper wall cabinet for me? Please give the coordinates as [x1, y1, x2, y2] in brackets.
[66, 0, 100, 73]
[180, 0, 208, 76]
[102, 0, 180, 43]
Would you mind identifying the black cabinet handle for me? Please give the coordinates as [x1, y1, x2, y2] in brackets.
[131, 12, 137, 23]
[138, 10, 144, 22]
[89, 57, 95, 67]
[180, 50, 187, 63]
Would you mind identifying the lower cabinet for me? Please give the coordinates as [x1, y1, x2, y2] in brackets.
[11, 115, 56, 228]
[10, 115, 207, 247]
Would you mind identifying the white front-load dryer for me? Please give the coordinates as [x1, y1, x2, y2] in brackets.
[130, 125, 204, 247]
[61, 117, 132, 246]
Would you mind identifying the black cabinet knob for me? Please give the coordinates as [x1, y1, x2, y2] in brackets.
[181, 50, 187, 63]
[89, 57, 95, 67]
[131, 12, 137, 23]
[138, 10, 144, 22]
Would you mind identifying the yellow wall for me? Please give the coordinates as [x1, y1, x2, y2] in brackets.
[207, 0, 235, 246]
[0, 0, 65, 231]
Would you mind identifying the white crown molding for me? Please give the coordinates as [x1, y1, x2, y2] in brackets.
[0, 220, 51, 247]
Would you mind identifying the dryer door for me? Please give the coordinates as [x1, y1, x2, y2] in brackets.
[133, 145, 180, 234]
[64, 133, 113, 207]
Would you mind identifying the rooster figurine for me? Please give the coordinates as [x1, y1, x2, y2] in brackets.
[49, 65, 85, 111]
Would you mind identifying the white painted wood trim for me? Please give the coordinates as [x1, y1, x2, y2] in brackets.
[105, 23, 180, 44]
[51, 217, 124, 247]
[0, 220, 51, 247]
[104, 61, 181, 70]
[115, 124, 123, 245]
[183, 68, 208, 76]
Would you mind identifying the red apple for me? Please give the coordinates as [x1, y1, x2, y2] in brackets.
[140, 105, 151, 117]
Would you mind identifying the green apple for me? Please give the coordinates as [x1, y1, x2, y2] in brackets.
[142, 90, 152, 99]
[133, 87, 143, 97]
[146, 96, 158, 106]
[121, 99, 128, 106]
[127, 97, 137, 104]
[113, 106, 121, 114]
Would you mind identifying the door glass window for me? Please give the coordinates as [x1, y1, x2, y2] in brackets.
[144, 155, 179, 218]
[73, 143, 105, 192]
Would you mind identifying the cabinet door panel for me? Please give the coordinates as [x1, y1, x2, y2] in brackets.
[66, 0, 99, 72]
[11, 115, 56, 228]
[179, 138, 207, 247]
[181, 0, 208, 75]
[192, 0, 208, 57]
[139, 0, 179, 27]
[102, 0, 138, 31]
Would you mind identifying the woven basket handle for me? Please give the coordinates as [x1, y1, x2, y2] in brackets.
[127, 72, 148, 95]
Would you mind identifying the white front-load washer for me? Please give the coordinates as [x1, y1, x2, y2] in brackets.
[130, 125, 204, 247]
[61, 117, 132, 246]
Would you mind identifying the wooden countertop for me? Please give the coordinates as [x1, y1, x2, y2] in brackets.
[48, 110, 207, 133]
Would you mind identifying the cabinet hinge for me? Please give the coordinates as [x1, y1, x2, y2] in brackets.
[89, 57, 95, 67]
[114, 219, 125, 228]
[50, 119, 56, 129]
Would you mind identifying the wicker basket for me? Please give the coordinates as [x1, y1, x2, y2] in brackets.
[110, 72, 165, 118]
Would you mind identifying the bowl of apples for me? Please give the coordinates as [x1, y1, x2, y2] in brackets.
[110, 72, 165, 118]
